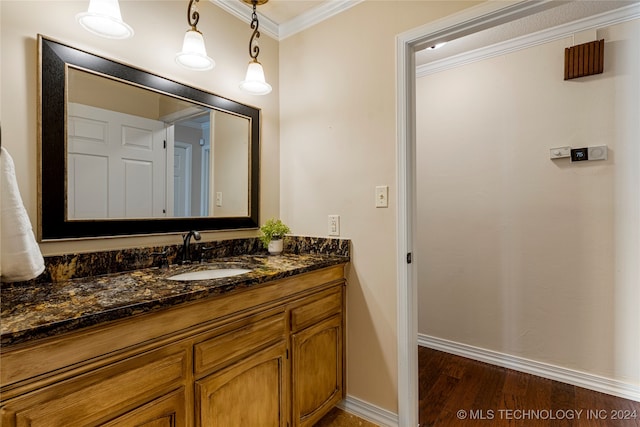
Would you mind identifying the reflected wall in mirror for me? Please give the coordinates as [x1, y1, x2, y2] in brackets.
[39, 36, 260, 240]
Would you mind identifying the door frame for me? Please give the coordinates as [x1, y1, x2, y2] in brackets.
[395, 1, 560, 425]
[174, 141, 193, 217]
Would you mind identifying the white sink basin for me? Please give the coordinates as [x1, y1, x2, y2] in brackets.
[167, 268, 252, 281]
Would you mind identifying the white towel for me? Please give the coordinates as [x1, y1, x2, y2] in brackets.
[1, 147, 45, 282]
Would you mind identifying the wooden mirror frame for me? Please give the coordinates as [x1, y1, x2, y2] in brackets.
[38, 36, 260, 240]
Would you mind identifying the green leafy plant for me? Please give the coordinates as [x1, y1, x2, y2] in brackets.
[259, 218, 291, 248]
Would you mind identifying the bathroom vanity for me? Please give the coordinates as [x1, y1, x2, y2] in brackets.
[16, 44, 348, 420]
[2, 36, 350, 426]
[0, 253, 347, 427]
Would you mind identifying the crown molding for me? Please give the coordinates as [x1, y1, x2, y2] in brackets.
[210, 0, 363, 41]
[416, 2, 640, 78]
[279, 0, 364, 40]
[210, 0, 280, 39]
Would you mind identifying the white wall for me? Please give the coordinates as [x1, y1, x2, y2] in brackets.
[0, 0, 280, 255]
[417, 19, 639, 386]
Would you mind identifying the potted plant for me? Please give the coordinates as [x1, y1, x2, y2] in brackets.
[259, 218, 291, 255]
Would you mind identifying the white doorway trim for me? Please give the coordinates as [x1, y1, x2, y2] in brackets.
[174, 141, 193, 217]
[200, 144, 211, 216]
[395, 1, 562, 425]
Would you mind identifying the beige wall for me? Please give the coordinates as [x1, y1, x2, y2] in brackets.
[0, 0, 488, 417]
[213, 112, 250, 217]
[69, 69, 162, 120]
[0, 0, 279, 254]
[416, 19, 639, 386]
[279, 0, 480, 412]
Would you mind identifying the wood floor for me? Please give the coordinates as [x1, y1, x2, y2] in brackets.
[419, 346, 640, 427]
[315, 347, 640, 427]
[314, 407, 379, 427]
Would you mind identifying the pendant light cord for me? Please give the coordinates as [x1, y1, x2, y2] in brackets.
[249, 0, 260, 61]
[187, 0, 200, 31]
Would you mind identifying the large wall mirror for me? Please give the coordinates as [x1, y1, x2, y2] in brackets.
[38, 36, 260, 240]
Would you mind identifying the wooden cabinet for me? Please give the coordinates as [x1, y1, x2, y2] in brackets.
[196, 342, 288, 427]
[290, 288, 344, 427]
[0, 265, 345, 427]
[193, 310, 288, 427]
[0, 345, 189, 427]
[101, 389, 187, 427]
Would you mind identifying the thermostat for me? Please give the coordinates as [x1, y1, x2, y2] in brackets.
[571, 148, 589, 162]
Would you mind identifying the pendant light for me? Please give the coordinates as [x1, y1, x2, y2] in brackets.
[76, 0, 134, 39]
[175, 0, 215, 71]
[239, 0, 272, 95]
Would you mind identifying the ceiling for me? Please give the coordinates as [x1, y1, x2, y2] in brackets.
[211, 0, 363, 40]
[212, 0, 638, 66]
[415, 1, 638, 67]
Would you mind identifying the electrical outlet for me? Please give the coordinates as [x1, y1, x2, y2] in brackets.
[328, 215, 340, 236]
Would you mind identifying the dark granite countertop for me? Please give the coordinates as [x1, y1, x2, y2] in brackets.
[1, 253, 348, 348]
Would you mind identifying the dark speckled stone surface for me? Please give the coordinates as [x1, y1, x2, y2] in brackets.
[2, 236, 350, 285]
[1, 237, 350, 348]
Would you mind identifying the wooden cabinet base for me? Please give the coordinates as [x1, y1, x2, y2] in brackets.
[1, 265, 346, 427]
[102, 389, 188, 427]
[196, 343, 287, 427]
[293, 315, 343, 427]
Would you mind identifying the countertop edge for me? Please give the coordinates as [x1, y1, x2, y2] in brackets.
[1, 255, 348, 348]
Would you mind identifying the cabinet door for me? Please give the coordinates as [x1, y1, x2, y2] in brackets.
[291, 314, 343, 427]
[0, 347, 187, 427]
[195, 342, 287, 427]
[100, 388, 187, 427]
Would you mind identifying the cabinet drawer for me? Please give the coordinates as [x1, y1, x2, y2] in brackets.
[290, 287, 343, 333]
[194, 312, 285, 376]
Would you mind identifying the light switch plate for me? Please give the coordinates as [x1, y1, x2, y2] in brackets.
[375, 186, 389, 208]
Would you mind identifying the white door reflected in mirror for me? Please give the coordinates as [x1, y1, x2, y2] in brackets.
[66, 68, 250, 220]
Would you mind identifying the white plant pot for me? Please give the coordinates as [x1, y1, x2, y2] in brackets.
[268, 239, 284, 255]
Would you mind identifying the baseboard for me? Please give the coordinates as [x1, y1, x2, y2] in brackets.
[338, 395, 399, 427]
[418, 334, 640, 402]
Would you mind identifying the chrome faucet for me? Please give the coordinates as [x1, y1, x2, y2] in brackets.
[182, 230, 201, 264]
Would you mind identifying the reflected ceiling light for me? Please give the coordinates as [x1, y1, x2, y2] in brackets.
[239, 0, 272, 95]
[427, 42, 447, 50]
[175, 0, 215, 71]
[76, 0, 134, 39]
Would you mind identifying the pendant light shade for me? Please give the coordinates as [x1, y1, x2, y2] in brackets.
[239, 0, 272, 95]
[76, 0, 134, 39]
[240, 59, 272, 95]
[176, 29, 215, 71]
[175, 0, 215, 71]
